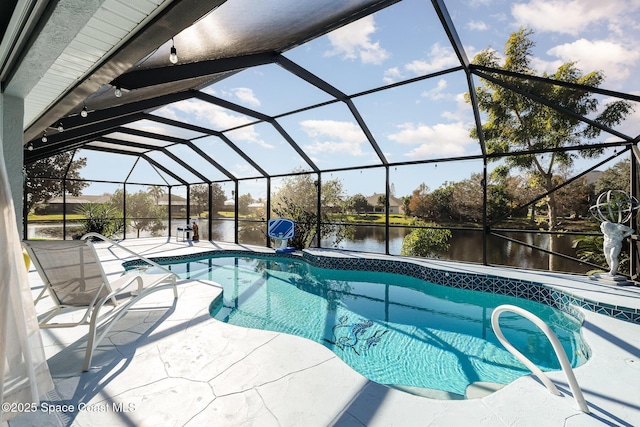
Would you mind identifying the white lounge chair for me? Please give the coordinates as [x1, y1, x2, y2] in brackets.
[22, 233, 178, 371]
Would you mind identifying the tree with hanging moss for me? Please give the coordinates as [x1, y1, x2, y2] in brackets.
[468, 27, 633, 232]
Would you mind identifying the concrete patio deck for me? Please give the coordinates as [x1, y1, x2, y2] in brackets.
[6, 237, 640, 426]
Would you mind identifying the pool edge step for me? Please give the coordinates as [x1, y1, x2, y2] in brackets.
[465, 382, 506, 399]
[385, 384, 465, 400]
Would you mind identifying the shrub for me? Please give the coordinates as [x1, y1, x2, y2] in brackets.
[400, 221, 452, 258]
[75, 203, 124, 239]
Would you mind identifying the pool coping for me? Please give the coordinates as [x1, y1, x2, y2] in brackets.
[123, 247, 640, 325]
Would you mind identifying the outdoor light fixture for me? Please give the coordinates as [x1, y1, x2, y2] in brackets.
[81, 104, 88, 118]
[26, 142, 34, 151]
[41, 131, 47, 143]
[114, 83, 122, 98]
[57, 122, 64, 132]
[169, 38, 178, 64]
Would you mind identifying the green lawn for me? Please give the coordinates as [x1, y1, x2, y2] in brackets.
[338, 213, 413, 225]
[28, 214, 85, 221]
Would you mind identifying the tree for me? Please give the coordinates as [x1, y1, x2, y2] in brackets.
[111, 189, 166, 237]
[376, 195, 386, 213]
[554, 171, 594, 219]
[348, 193, 371, 213]
[24, 153, 88, 213]
[450, 175, 484, 222]
[402, 196, 411, 217]
[469, 28, 633, 232]
[211, 183, 227, 217]
[595, 159, 630, 195]
[400, 219, 452, 258]
[501, 174, 539, 221]
[190, 184, 209, 217]
[147, 185, 165, 206]
[408, 183, 431, 219]
[428, 184, 455, 221]
[238, 193, 254, 216]
[272, 173, 351, 249]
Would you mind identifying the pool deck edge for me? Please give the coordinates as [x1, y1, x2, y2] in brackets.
[8, 238, 640, 427]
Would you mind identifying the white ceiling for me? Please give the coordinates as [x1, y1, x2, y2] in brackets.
[1, 0, 173, 129]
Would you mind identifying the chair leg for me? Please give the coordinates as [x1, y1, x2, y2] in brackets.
[83, 312, 100, 371]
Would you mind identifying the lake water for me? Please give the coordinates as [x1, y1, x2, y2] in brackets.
[27, 220, 592, 274]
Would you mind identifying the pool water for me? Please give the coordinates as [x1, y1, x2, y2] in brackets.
[145, 254, 588, 397]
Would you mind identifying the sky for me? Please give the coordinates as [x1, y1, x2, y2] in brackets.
[78, 0, 640, 201]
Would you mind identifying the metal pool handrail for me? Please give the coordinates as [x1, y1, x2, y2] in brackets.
[491, 304, 589, 413]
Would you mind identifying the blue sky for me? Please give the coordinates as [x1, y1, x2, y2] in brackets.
[78, 0, 640, 201]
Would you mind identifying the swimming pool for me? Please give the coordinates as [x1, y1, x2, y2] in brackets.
[133, 252, 588, 397]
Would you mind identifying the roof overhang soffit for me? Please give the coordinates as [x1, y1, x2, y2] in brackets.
[23, 0, 228, 143]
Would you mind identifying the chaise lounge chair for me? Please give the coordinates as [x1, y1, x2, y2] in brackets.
[22, 233, 178, 371]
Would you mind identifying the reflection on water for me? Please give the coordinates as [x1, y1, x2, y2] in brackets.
[28, 221, 591, 273]
[321, 226, 592, 274]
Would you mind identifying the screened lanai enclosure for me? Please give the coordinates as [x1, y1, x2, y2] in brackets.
[20, 0, 640, 279]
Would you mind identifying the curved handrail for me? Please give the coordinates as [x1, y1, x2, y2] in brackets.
[491, 304, 589, 413]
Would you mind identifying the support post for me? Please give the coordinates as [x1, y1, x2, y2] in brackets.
[385, 166, 390, 255]
[266, 177, 271, 247]
[316, 173, 321, 248]
[167, 186, 172, 239]
[482, 160, 488, 265]
[208, 183, 213, 241]
[630, 150, 639, 281]
[234, 181, 239, 244]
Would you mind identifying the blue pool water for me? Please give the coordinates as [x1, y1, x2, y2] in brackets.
[142, 254, 588, 397]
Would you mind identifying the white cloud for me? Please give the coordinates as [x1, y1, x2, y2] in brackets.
[227, 127, 273, 149]
[547, 38, 640, 81]
[300, 120, 367, 155]
[153, 105, 180, 121]
[166, 99, 250, 129]
[441, 93, 472, 122]
[383, 67, 402, 84]
[405, 43, 460, 75]
[125, 123, 172, 135]
[421, 79, 448, 100]
[232, 87, 261, 107]
[200, 86, 217, 96]
[467, 20, 489, 31]
[325, 15, 389, 64]
[160, 99, 271, 147]
[388, 122, 475, 158]
[491, 12, 508, 22]
[511, 0, 629, 36]
[384, 43, 466, 84]
[530, 57, 564, 75]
